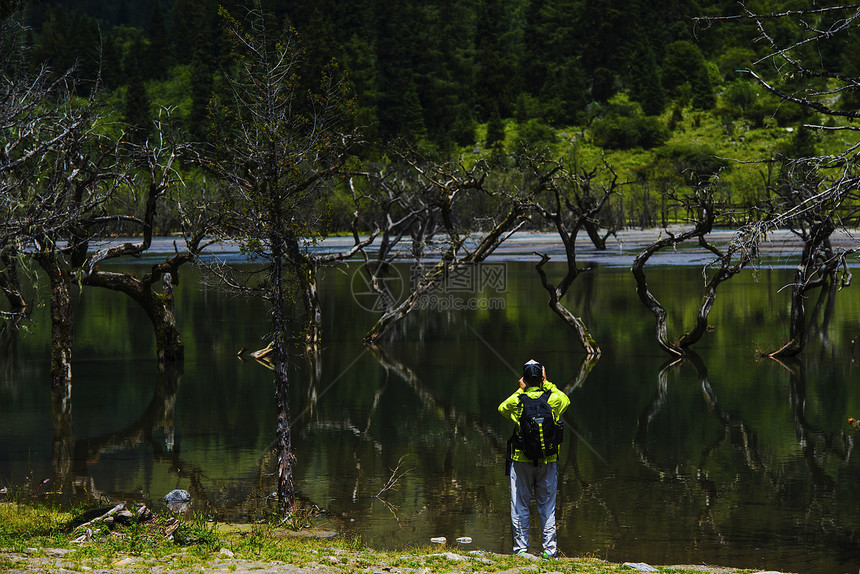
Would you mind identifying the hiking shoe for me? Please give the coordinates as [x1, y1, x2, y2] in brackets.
[541, 551, 556, 560]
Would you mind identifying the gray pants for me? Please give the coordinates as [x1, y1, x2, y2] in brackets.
[509, 460, 558, 556]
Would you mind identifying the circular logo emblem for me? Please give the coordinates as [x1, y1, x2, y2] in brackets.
[350, 263, 406, 312]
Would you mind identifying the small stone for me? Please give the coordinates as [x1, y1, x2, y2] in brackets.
[219, 548, 234, 558]
[516, 552, 540, 560]
[430, 537, 446, 544]
[455, 537, 472, 544]
[45, 548, 70, 556]
[163, 489, 191, 503]
[429, 552, 466, 561]
[623, 563, 658, 572]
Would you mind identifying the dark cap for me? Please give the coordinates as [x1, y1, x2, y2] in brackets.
[522, 359, 543, 385]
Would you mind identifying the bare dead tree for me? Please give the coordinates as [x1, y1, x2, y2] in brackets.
[696, 4, 860, 356]
[202, 5, 366, 517]
[632, 183, 757, 357]
[352, 161, 442, 315]
[362, 150, 561, 346]
[79, 110, 214, 364]
[532, 161, 621, 357]
[760, 165, 857, 357]
[0, 47, 120, 391]
[2, 10, 211, 367]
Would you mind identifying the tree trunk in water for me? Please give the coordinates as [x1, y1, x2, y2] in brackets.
[51, 378, 74, 488]
[766, 222, 835, 358]
[82, 271, 184, 364]
[156, 273, 184, 362]
[300, 263, 322, 355]
[37, 254, 75, 489]
[39, 255, 75, 393]
[271, 254, 295, 516]
[546, 288, 600, 356]
[534, 254, 600, 356]
[631, 259, 684, 357]
[0, 253, 28, 328]
[583, 220, 608, 250]
[767, 279, 807, 358]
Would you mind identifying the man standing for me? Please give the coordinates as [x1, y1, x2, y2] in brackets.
[498, 359, 570, 559]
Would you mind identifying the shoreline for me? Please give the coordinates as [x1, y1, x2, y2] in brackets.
[90, 228, 858, 267]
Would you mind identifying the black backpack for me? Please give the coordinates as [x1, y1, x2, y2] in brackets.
[507, 391, 563, 471]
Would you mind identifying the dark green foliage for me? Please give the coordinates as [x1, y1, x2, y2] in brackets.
[539, 58, 589, 125]
[628, 38, 666, 116]
[838, 31, 860, 112]
[662, 40, 715, 109]
[578, 0, 626, 103]
[373, 0, 417, 141]
[474, 0, 519, 120]
[644, 142, 731, 187]
[485, 107, 506, 148]
[401, 80, 427, 143]
[516, 118, 557, 148]
[31, 5, 69, 70]
[690, 65, 716, 110]
[99, 31, 123, 90]
[174, 0, 219, 141]
[779, 125, 817, 159]
[145, 0, 169, 80]
[123, 36, 151, 142]
[591, 94, 668, 150]
[15, 0, 857, 154]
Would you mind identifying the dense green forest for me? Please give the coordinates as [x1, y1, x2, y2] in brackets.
[13, 0, 860, 234]
[21, 0, 859, 152]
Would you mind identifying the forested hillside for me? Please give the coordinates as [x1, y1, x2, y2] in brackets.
[22, 0, 860, 152]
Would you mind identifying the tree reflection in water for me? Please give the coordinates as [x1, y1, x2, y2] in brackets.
[5, 262, 860, 572]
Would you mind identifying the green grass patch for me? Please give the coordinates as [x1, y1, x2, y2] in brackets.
[0, 501, 775, 573]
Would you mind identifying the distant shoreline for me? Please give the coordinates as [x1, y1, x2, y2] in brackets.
[91, 228, 859, 267]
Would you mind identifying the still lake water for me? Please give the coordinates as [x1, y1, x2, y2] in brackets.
[2, 243, 860, 573]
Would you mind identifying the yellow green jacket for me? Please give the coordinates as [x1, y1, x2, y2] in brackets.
[498, 381, 571, 463]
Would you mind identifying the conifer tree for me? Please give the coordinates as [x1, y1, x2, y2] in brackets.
[100, 32, 123, 90]
[474, 0, 514, 120]
[401, 79, 427, 143]
[146, 0, 169, 80]
[174, 0, 217, 140]
[124, 37, 151, 143]
[522, 0, 550, 96]
[32, 5, 70, 72]
[629, 37, 666, 116]
[662, 40, 714, 109]
[485, 104, 506, 148]
[578, 0, 626, 102]
[374, 0, 417, 139]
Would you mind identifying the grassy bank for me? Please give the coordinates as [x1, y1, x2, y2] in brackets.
[0, 501, 774, 574]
